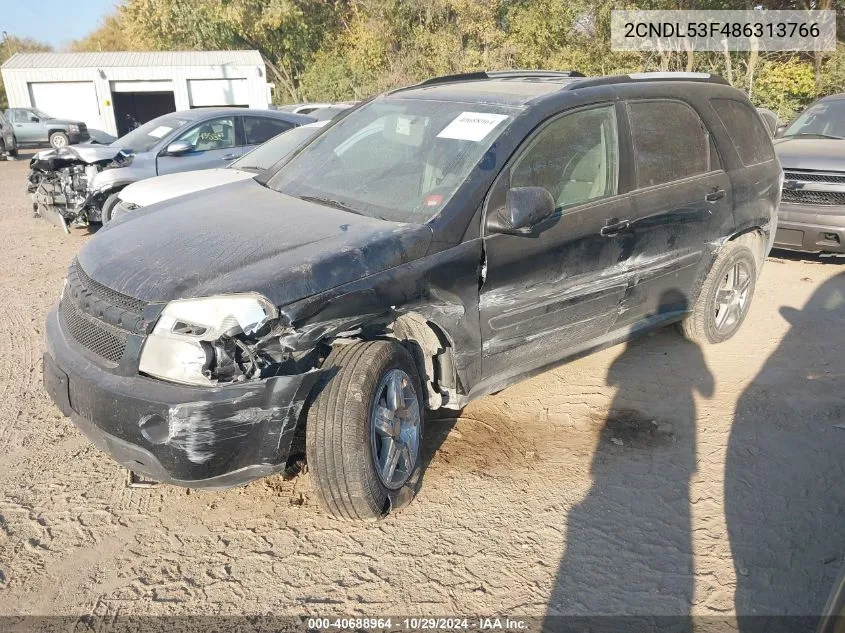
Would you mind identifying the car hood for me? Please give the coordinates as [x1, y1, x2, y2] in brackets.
[78, 178, 433, 307]
[49, 118, 85, 127]
[119, 168, 254, 207]
[32, 144, 132, 165]
[774, 138, 845, 172]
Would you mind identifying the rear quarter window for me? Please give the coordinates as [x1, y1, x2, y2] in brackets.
[711, 98, 776, 166]
[627, 100, 710, 188]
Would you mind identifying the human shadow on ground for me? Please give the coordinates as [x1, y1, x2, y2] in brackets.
[726, 272, 845, 632]
[545, 298, 713, 632]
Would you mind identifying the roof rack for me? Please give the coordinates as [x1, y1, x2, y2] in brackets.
[391, 69, 585, 93]
[566, 72, 729, 90]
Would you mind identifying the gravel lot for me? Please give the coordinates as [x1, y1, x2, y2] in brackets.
[0, 153, 843, 620]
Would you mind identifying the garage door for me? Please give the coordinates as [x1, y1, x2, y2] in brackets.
[188, 79, 249, 107]
[29, 82, 103, 131]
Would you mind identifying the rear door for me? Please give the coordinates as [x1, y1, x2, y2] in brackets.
[240, 115, 296, 152]
[615, 98, 733, 324]
[156, 115, 241, 175]
[479, 103, 637, 381]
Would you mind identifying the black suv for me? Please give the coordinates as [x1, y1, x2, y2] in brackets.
[44, 71, 780, 519]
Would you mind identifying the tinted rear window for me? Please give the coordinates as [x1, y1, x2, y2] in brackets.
[712, 98, 775, 165]
[628, 100, 710, 188]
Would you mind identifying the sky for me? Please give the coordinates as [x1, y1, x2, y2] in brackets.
[1, 0, 120, 49]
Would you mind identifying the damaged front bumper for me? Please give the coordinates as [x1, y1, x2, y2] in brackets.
[44, 307, 323, 489]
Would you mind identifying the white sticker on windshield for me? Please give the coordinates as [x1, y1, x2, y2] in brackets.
[437, 112, 508, 142]
[148, 125, 173, 138]
[395, 116, 414, 136]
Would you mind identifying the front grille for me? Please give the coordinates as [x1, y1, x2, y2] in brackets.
[60, 260, 148, 363]
[783, 171, 845, 184]
[60, 295, 127, 363]
[72, 260, 146, 314]
[781, 189, 845, 206]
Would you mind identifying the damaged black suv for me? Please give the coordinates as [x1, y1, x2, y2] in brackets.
[44, 71, 780, 519]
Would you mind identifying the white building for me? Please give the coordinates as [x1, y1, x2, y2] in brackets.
[1, 50, 271, 138]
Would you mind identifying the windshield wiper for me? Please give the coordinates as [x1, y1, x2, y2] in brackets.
[298, 195, 363, 216]
[787, 132, 845, 140]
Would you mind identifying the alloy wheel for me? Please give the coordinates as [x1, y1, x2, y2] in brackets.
[714, 260, 752, 333]
[370, 368, 421, 489]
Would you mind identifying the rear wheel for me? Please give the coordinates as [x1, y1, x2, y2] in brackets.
[49, 131, 69, 149]
[678, 242, 757, 344]
[306, 341, 424, 520]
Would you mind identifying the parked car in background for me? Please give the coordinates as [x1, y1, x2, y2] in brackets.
[275, 102, 358, 115]
[306, 104, 355, 121]
[5, 107, 90, 148]
[27, 107, 315, 230]
[773, 94, 845, 255]
[110, 120, 330, 221]
[0, 110, 17, 159]
[45, 71, 779, 519]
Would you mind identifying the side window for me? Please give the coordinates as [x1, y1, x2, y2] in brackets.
[243, 116, 294, 146]
[510, 105, 618, 210]
[711, 98, 776, 165]
[628, 100, 710, 188]
[176, 117, 235, 152]
[11, 110, 25, 123]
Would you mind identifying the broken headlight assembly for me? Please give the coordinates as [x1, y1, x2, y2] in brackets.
[139, 293, 280, 386]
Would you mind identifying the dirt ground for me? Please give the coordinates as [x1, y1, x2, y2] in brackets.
[0, 153, 843, 620]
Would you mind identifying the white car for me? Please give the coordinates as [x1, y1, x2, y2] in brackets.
[110, 121, 329, 221]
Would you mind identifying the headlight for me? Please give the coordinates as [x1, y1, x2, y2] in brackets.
[68, 124, 79, 133]
[139, 293, 278, 386]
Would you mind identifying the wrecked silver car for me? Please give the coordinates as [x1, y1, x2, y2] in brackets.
[43, 71, 780, 520]
[28, 145, 134, 231]
[28, 108, 314, 230]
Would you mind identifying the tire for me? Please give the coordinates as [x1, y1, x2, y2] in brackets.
[678, 241, 757, 344]
[49, 131, 69, 149]
[100, 193, 121, 224]
[9, 135, 18, 157]
[306, 340, 424, 520]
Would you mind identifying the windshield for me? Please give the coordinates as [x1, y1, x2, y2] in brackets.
[111, 115, 189, 153]
[783, 100, 845, 139]
[267, 98, 514, 223]
[231, 123, 327, 172]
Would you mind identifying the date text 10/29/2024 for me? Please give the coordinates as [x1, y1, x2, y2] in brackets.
[307, 618, 529, 630]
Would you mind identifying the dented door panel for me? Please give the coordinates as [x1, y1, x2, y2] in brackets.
[479, 194, 636, 381]
[617, 170, 734, 323]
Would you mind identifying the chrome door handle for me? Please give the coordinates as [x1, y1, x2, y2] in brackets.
[706, 189, 726, 202]
[222, 153, 238, 160]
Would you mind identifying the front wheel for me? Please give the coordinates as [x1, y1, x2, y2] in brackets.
[306, 341, 424, 520]
[49, 132, 69, 149]
[100, 192, 121, 223]
[678, 241, 757, 344]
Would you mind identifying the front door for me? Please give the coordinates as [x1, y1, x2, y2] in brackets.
[12, 109, 43, 143]
[156, 115, 242, 175]
[479, 103, 638, 382]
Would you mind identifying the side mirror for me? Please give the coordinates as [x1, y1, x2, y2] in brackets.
[774, 124, 787, 139]
[488, 186, 556, 235]
[29, 116, 39, 123]
[165, 140, 193, 156]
